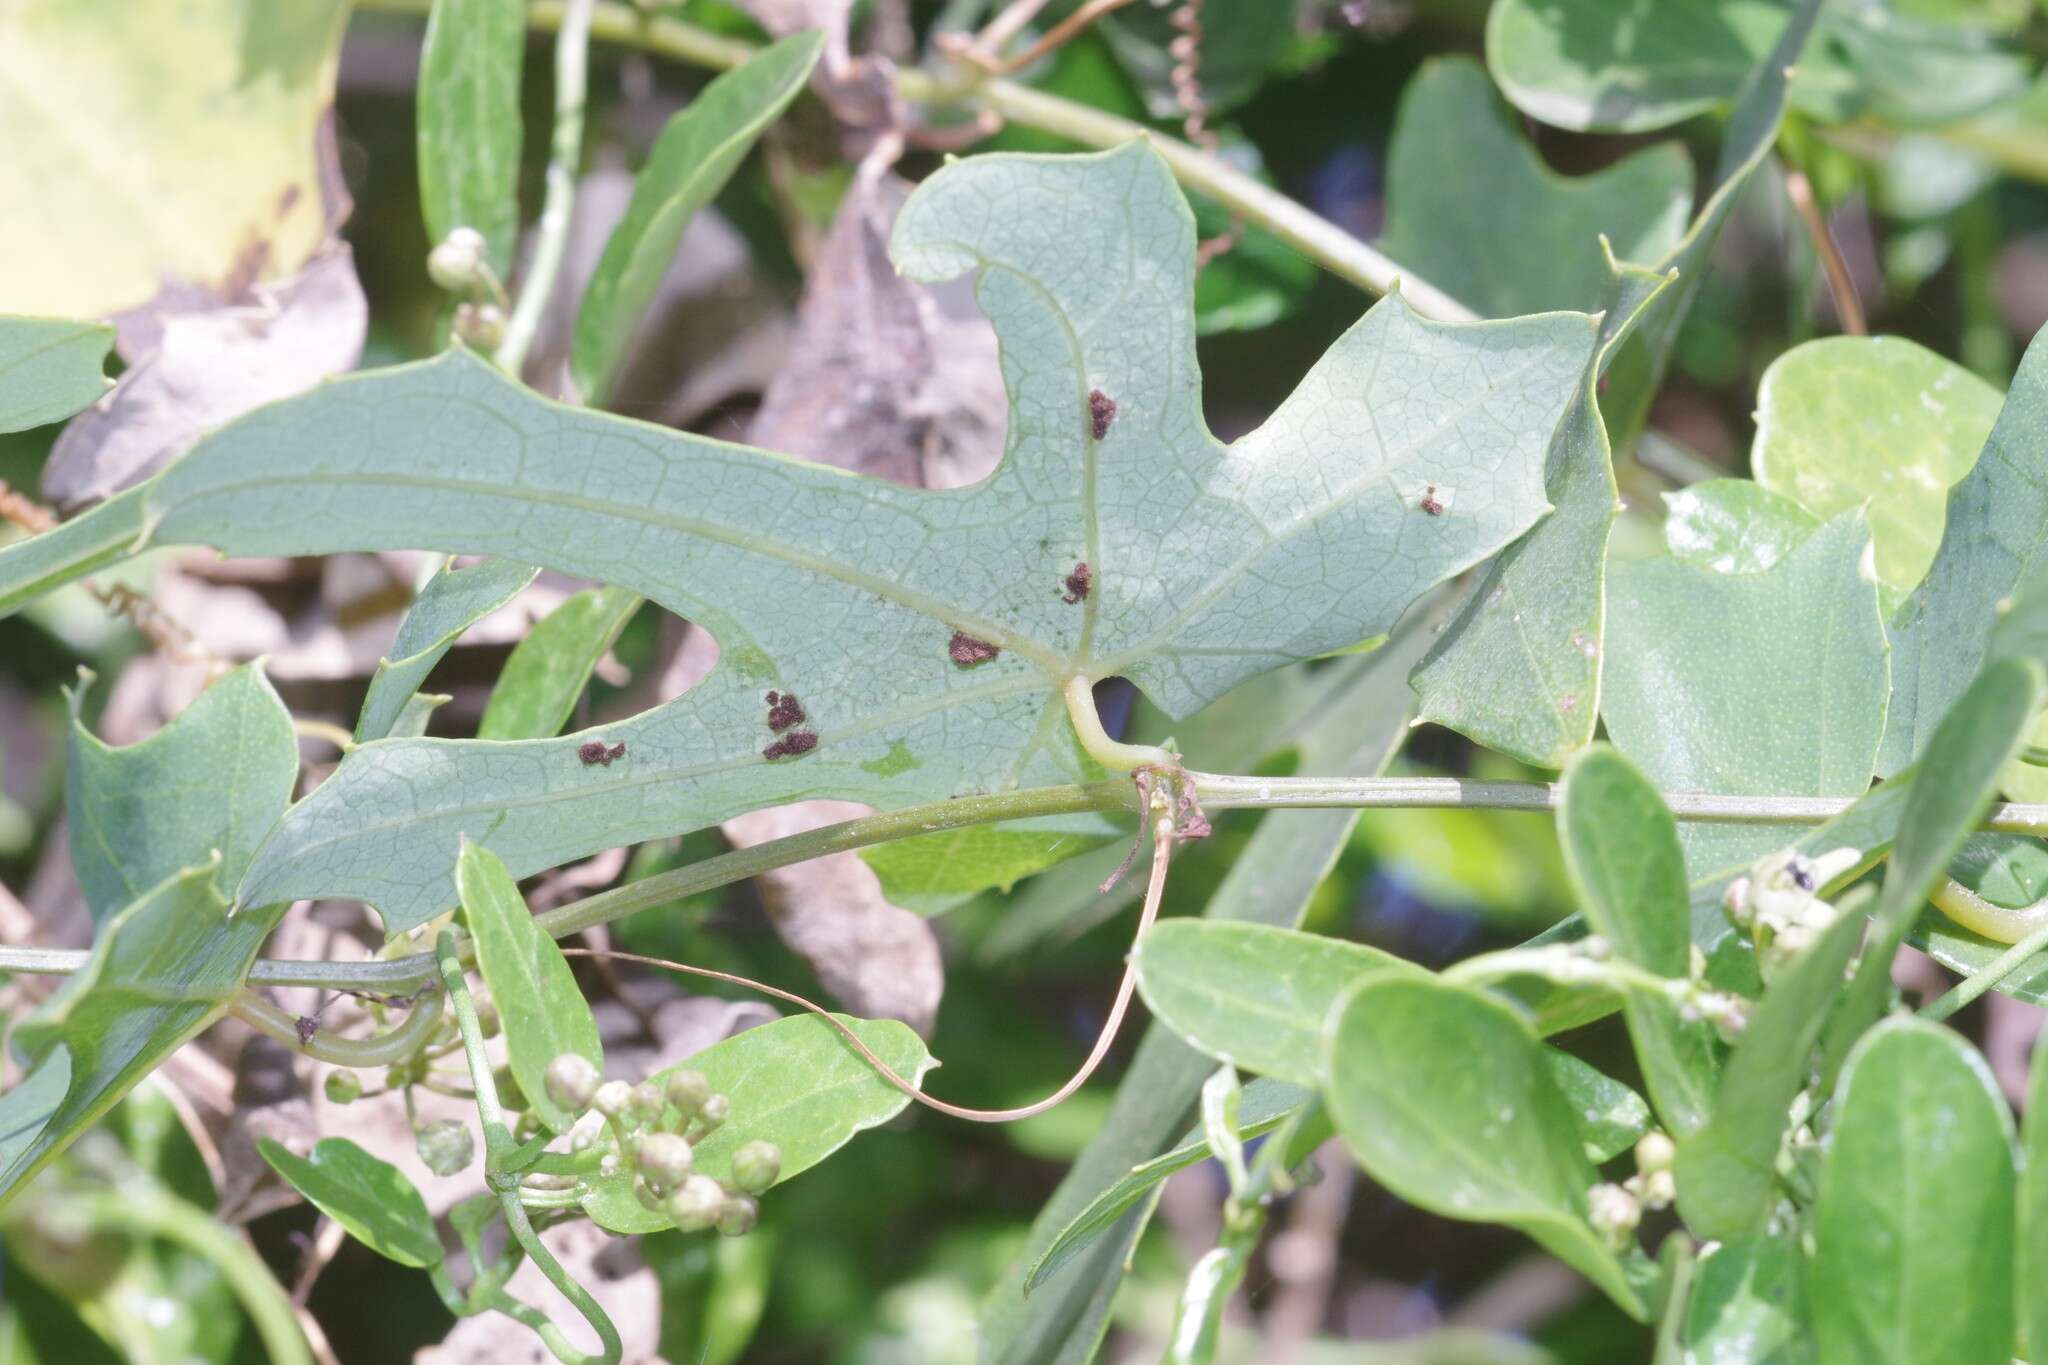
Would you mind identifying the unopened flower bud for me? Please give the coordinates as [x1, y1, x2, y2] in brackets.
[515, 1110, 545, 1143]
[592, 1079, 634, 1120]
[696, 1093, 730, 1133]
[629, 1081, 666, 1125]
[546, 1054, 601, 1113]
[453, 301, 505, 348]
[664, 1070, 710, 1122]
[473, 997, 501, 1039]
[1587, 1181, 1639, 1249]
[427, 226, 489, 293]
[731, 1140, 781, 1195]
[716, 1195, 759, 1237]
[416, 1119, 475, 1176]
[1634, 1131, 1675, 1176]
[666, 1174, 725, 1232]
[324, 1071, 363, 1104]
[492, 1063, 526, 1113]
[636, 1132, 695, 1190]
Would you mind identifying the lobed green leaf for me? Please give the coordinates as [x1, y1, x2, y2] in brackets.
[357, 557, 537, 743]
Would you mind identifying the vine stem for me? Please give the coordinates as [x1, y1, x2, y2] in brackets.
[351, 0, 1478, 322]
[437, 932, 623, 1365]
[4, 779, 2048, 996]
[495, 0, 596, 375]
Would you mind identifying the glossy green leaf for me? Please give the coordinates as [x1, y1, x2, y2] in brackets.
[1603, 511, 1889, 873]
[0, 0, 349, 318]
[1382, 58, 1692, 320]
[257, 1137, 442, 1268]
[357, 558, 537, 742]
[580, 1013, 932, 1234]
[0, 144, 1594, 934]
[0, 863, 283, 1207]
[457, 840, 600, 1133]
[1547, 1052, 1652, 1165]
[980, 609, 1441, 1364]
[0, 316, 113, 432]
[861, 823, 1116, 916]
[417, 0, 525, 275]
[65, 663, 297, 924]
[1812, 1018, 2015, 1365]
[572, 32, 822, 404]
[1883, 324, 2048, 774]
[1412, 0, 1811, 766]
[1321, 973, 1644, 1318]
[1027, 1078, 1314, 1293]
[1675, 906, 1865, 1240]
[1134, 921, 1420, 1086]
[1488, 0, 2024, 134]
[1680, 1239, 1812, 1365]
[1825, 655, 2045, 1083]
[476, 584, 642, 740]
[1754, 336, 2001, 596]
[1558, 746, 1719, 1137]
[2021, 1026, 2048, 1360]
[1661, 479, 1820, 576]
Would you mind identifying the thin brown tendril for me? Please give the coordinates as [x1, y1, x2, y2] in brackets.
[561, 813, 1179, 1123]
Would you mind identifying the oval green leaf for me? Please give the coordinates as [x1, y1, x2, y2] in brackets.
[457, 840, 601, 1133]
[258, 1136, 442, 1268]
[1812, 1017, 2015, 1365]
[1321, 973, 1644, 1319]
[580, 1012, 933, 1234]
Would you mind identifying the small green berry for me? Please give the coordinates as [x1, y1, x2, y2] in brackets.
[592, 1079, 634, 1120]
[546, 1054, 602, 1113]
[636, 1132, 695, 1190]
[716, 1195, 759, 1237]
[666, 1174, 725, 1232]
[664, 1070, 710, 1121]
[416, 1119, 475, 1176]
[628, 1081, 665, 1125]
[514, 1110, 545, 1143]
[323, 1071, 363, 1104]
[492, 1063, 526, 1113]
[730, 1140, 781, 1195]
[474, 997, 502, 1039]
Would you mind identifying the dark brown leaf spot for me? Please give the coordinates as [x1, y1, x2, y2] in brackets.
[949, 632, 1000, 667]
[578, 740, 627, 767]
[1061, 562, 1092, 604]
[295, 1016, 319, 1044]
[1088, 389, 1116, 440]
[766, 691, 806, 732]
[1419, 485, 1444, 516]
[762, 729, 819, 760]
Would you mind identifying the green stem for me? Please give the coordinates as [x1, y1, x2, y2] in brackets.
[437, 932, 622, 1365]
[352, 0, 1477, 321]
[4, 780, 2048, 997]
[230, 985, 444, 1067]
[495, 0, 595, 375]
[1921, 918, 2048, 1023]
[64, 1189, 313, 1365]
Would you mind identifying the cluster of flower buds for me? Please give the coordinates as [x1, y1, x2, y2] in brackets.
[1586, 1132, 1677, 1251]
[1723, 846, 1863, 981]
[544, 1053, 779, 1237]
[426, 226, 508, 347]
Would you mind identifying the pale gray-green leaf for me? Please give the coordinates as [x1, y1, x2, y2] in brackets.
[458, 840, 601, 1134]
[571, 32, 822, 404]
[0, 863, 284, 1207]
[1604, 511, 1889, 873]
[1882, 324, 2048, 774]
[66, 663, 297, 923]
[0, 315, 114, 432]
[358, 557, 536, 742]
[579, 1013, 932, 1234]
[0, 144, 1591, 934]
